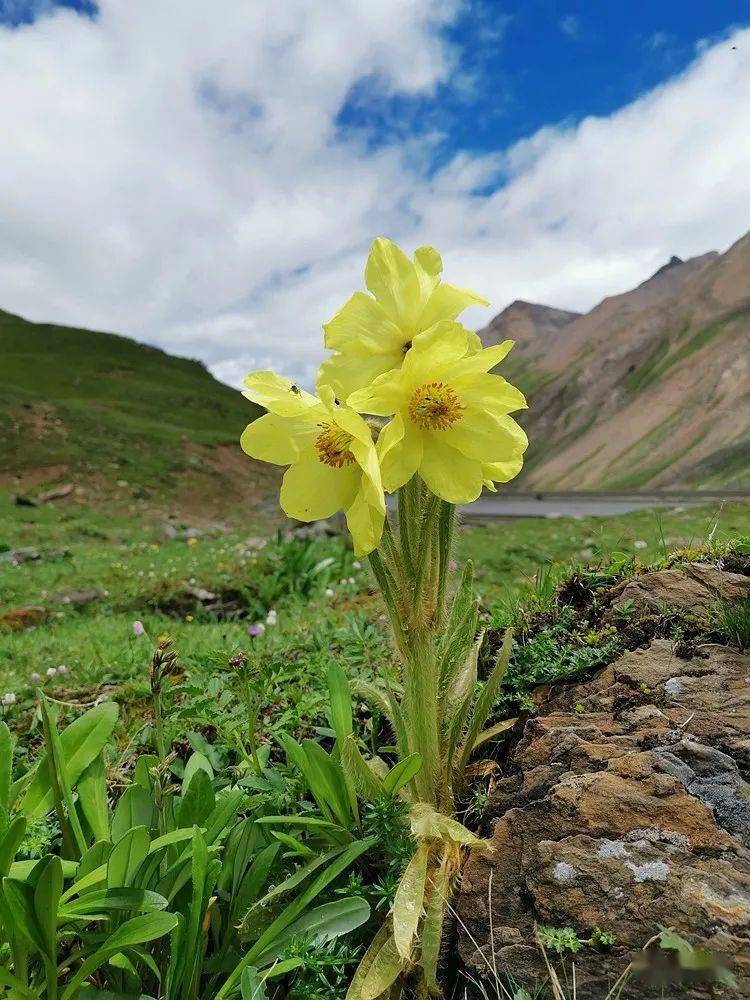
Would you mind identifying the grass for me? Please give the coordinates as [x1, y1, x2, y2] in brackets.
[624, 309, 748, 395]
[3, 488, 749, 699]
[712, 595, 750, 650]
[625, 337, 670, 393]
[2, 489, 748, 999]
[0, 308, 261, 497]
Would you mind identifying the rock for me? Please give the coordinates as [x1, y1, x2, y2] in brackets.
[286, 517, 343, 540]
[0, 606, 47, 631]
[243, 536, 267, 550]
[37, 482, 74, 503]
[0, 547, 41, 566]
[457, 637, 750, 996]
[186, 586, 217, 602]
[53, 588, 102, 607]
[609, 562, 750, 614]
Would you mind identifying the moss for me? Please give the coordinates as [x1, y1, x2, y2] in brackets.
[626, 309, 748, 395]
[625, 337, 670, 392]
[687, 436, 750, 487]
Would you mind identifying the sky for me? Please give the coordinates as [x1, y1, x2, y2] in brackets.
[0, 0, 748, 388]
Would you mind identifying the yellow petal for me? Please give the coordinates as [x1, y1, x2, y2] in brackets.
[317, 350, 403, 402]
[402, 322, 473, 383]
[377, 412, 423, 493]
[344, 480, 385, 556]
[348, 368, 407, 418]
[419, 281, 489, 330]
[413, 245, 443, 303]
[280, 459, 358, 522]
[419, 434, 484, 504]
[332, 405, 378, 450]
[455, 372, 527, 415]
[446, 339, 515, 378]
[318, 383, 337, 410]
[443, 410, 528, 463]
[243, 371, 321, 418]
[365, 237, 421, 328]
[351, 440, 385, 507]
[240, 413, 316, 466]
[483, 454, 524, 485]
[323, 291, 405, 354]
[464, 329, 484, 353]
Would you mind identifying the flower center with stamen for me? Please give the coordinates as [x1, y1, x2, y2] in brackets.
[407, 382, 463, 430]
[315, 423, 356, 468]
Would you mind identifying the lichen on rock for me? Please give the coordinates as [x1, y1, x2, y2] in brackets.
[457, 562, 750, 997]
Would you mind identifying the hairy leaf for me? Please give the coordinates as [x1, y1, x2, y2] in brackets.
[393, 844, 428, 960]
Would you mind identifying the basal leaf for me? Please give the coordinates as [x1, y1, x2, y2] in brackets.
[19, 702, 119, 820]
[393, 844, 428, 960]
[33, 854, 63, 962]
[77, 753, 110, 844]
[107, 826, 150, 888]
[0, 722, 13, 827]
[60, 911, 178, 1000]
[383, 754, 423, 796]
[254, 896, 370, 967]
[419, 849, 450, 989]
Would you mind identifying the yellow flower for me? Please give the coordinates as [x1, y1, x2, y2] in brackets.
[318, 237, 489, 400]
[348, 323, 528, 504]
[240, 372, 385, 555]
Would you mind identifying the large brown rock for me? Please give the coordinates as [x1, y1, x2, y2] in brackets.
[457, 631, 750, 997]
[0, 606, 47, 631]
[609, 562, 750, 614]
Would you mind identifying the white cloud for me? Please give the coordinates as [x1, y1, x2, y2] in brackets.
[0, 6, 749, 389]
[558, 14, 580, 40]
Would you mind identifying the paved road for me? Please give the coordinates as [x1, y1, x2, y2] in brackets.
[461, 491, 750, 522]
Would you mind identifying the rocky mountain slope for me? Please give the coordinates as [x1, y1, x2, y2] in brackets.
[481, 235, 750, 489]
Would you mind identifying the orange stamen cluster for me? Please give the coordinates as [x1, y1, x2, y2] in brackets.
[315, 422, 356, 468]
[408, 382, 463, 430]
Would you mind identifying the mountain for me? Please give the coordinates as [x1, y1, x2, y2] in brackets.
[3, 231, 748, 513]
[481, 235, 750, 490]
[0, 310, 272, 518]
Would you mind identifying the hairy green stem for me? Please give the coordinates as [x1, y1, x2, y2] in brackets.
[152, 690, 167, 762]
[402, 632, 441, 803]
[242, 675, 263, 777]
[369, 548, 408, 657]
[436, 502, 456, 623]
[411, 492, 439, 615]
[397, 480, 418, 576]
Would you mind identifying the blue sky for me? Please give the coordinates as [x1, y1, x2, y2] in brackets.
[0, 0, 748, 386]
[343, 1, 748, 166]
[6, 0, 746, 167]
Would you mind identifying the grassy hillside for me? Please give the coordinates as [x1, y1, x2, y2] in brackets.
[0, 308, 267, 511]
